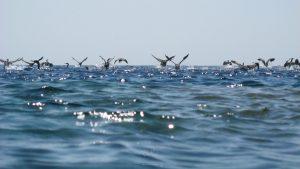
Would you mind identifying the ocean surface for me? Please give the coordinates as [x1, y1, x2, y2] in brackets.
[0, 65, 300, 169]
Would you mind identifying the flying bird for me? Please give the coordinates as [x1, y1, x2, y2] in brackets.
[223, 60, 233, 66]
[231, 60, 259, 71]
[284, 58, 300, 68]
[257, 58, 275, 67]
[152, 54, 175, 67]
[99, 56, 114, 70]
[0, 57, 22, 69]
[114, 58, 128, 64]
[171, 54, 189, 70]
[72, 57, 88, 67]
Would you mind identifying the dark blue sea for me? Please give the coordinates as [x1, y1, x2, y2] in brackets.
[1, 66, 300, 169]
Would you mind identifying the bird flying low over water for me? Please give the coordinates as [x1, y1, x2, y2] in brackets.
[65, 63, 69, 68]
[114, 58, 128, 64]
[72, 57, 88, 67]
[223, 60, 233, 66]
[152, 54, 175, 67]
[170, 54, 189, 70]
[257, 58, 275, 67]
[99, 56, 114, 70]
[284, 58, 299, 68]
[0, 57, 22, 69]
[31, 57, 44, 69]
[231, 60, 259, 71]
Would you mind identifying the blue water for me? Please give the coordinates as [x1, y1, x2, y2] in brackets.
[1, 66, 300, 169]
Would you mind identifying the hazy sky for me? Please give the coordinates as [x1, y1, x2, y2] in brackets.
[0, 0, 299, 65]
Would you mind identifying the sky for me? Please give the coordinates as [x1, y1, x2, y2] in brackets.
[0, 0, 299, 65]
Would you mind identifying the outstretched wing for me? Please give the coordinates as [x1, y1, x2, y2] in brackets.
[11, 57, 23, 63]
[116, 58, 128, 64]
[165, 55, 175, 61]
[179, 54, 189, 64]
[99, 56, 106, 63]
[152, 55, 163, 62]
[107, 57, 114, 63]
[267, 58, 275, 64]
[72, 57, 80, 63]
[231, 60, 237, 64]
[80, 57, 88, 64]
[231, 60, 243, 67]
[22, 59, 31, 64]
[114, 59, 119, 64]
[0, 59, 5, 63]
[257, 58, 266, 66]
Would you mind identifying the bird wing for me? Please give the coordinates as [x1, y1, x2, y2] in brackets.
[257, 58, 266, 66]
[165, 55, 175, 61]
[99, 56, 106, 63]
[35, 57, 44, 62]
[0, 59, 5, 63]
[22, 59, 31, 64]
[108, 57, 114, 63]
[80, 57, 88, 64]
[11, 57, 23, 63]
[179, 54, 189, 64]
[267, 58, 275, 63]
[114, 59, 119, 64]
[170, 60, 176, 64]
[118, 58, 128, 64]
[72, 57, 80, 63]
[152, 55, 163, 62]
[231, 60, 243, 67]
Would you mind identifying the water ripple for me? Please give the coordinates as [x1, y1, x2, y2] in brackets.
[0, 66, 300, 169]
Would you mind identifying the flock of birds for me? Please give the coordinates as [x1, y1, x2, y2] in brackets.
[0, 56, 129, 71]
[0, 54, 300, 71]
[0, 54, 190, 71]
[223, 57, 300, 70]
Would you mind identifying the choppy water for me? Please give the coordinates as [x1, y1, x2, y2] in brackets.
[1, 66, 300, 169]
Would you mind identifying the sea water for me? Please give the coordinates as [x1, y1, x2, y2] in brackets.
[0, 66, 300, 169]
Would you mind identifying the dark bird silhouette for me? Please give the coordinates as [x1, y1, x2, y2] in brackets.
[114, 58, 128, 64]
[99, 56, 114, 70]
[30, 57, 44, 69]
[165, 55, 175, 62]
[284, 58, 293, 68]
[171, 54, 189, 70]
[257, 58, 275, 67]
[284, 58, 300, 68]
[231, 60, 259, 71]
[72, 57, 88, 67]
[0, 57, 22, 69]
[152, 54, 175, 67]
[223, 60, 233, 66]
[65, 63, 69, 68]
